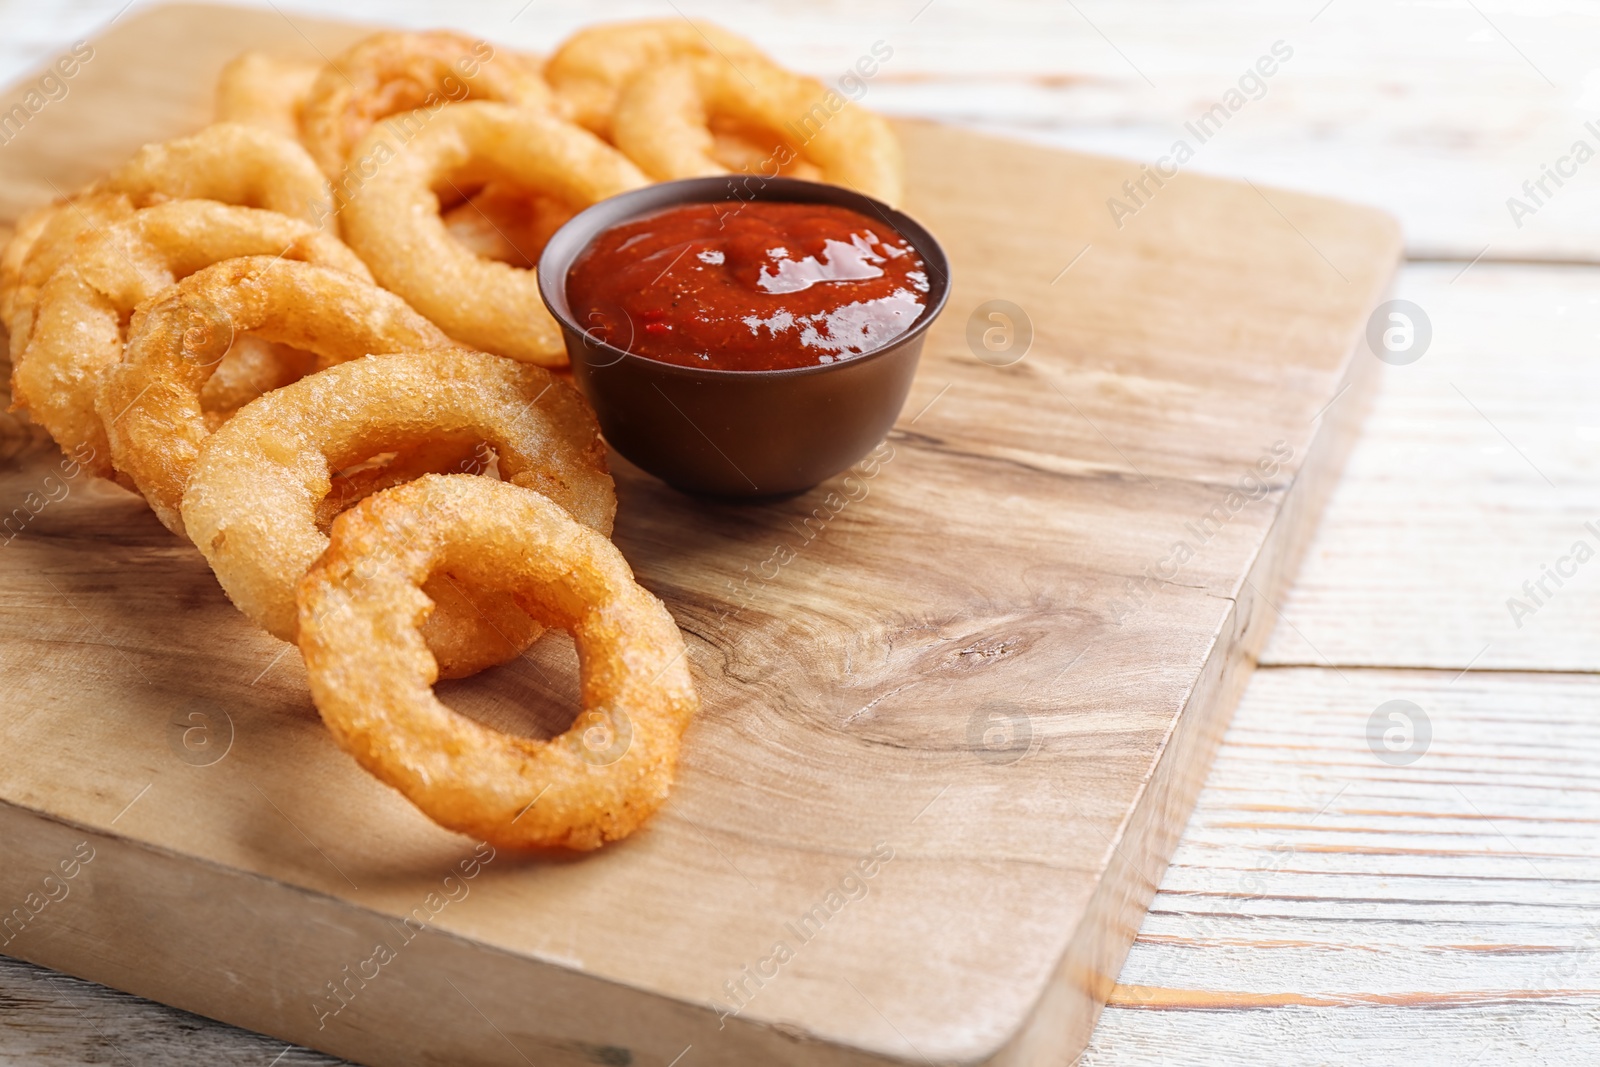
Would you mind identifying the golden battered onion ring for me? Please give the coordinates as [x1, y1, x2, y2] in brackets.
[12, 202, 370, 480]
[612, 56, 904, 205]
[1, 123, 335, 331]
[300, 30, 553, 178]
[296, 474, 697, 850]
[544, 19, 766, 137]
[0, 193, 134, 336]
[214, 52, 323, 141]
[97, 256, 451, 535]
[182, 347, 615, 674]
[0, 200, 63, 327]
[340, 102, 647, 364]
[98, 122, 332, 225]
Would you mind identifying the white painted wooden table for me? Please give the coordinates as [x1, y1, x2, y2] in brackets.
[3, 1, 1598, 1064]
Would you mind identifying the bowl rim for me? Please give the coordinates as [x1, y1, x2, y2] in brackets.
[536, 176, 952, 381]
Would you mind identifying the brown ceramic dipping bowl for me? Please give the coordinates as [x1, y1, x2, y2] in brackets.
[537, 177, 950, 497]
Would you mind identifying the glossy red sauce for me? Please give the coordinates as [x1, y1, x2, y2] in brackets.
[565, 201, 929, 371]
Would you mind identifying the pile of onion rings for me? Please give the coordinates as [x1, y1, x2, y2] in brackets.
[98, 256, 453, 534]
[213, 23, 902, 360]
[14, 202, 368, 482]
[182, 347, 616, 676]
[0, 15, 905, 847]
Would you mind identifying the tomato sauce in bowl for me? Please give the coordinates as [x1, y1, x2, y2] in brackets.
[565, 201, 929, 372]
[538, 177, 950, 496]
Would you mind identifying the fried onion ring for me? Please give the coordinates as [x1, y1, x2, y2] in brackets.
[97, 256, 451, 535]
[1, 123, 334, 331]
[300, 30, 553, 178]
[182, 348, 615, 675]
[12, 202, 370, 480]
[340, 102, 648, 364]
[0, 193, 134, 335]
[0, 201, 63, 327]
[296, 474, 696, 850]
[214, 52, 323, 141]
[98, 122, 331, 225]
[613, 56, 904, 205]
[544, 19, 766, 138]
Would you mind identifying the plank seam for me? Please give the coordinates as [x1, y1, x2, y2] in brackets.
[1403, 254, 1600, 268]
[1257, 663, 1600, 679]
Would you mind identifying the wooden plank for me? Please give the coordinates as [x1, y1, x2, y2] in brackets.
[1086, 1003, 1600, 1067]
[1261, 263, 1600, 672]
[1084, 666, 1600, 1066]
[1, 0, 1591, 259]
[0, 956, 345, 1066]
[0, 5, 1396, 1066]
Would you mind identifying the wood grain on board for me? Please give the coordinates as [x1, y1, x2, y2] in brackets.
[0, 4, 1399, 1066]
[10, 665, 1600, 1067]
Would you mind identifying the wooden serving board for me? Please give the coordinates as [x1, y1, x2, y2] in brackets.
[0, 5, 1401, 1065]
